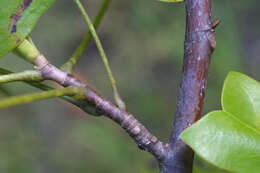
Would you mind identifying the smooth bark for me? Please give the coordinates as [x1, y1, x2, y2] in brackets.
[163, 0, 216, 172]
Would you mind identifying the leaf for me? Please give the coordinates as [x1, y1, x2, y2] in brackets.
[181, 72, 260, 173]
[158, 0, 183, 2]
[0, 0, 56, 58]
[222, 72, 260, 130]
[193, 155, 232, 173]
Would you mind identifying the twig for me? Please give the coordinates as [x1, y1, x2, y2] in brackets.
[0, 86, 85, 109]
[11, 40, 166, 160]
[0, 67, 102, 116]
[61, 0, 110, 74]
[0, 70, 43, 83]
[74, 0, 126, 110]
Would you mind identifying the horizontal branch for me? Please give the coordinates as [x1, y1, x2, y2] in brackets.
[0, 67, 102, 116]
[11, 27, 168, 164]
[34, 54, 168, 161]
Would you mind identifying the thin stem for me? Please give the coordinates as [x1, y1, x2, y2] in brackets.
[74, 0, 126, 110]
[33, 54, 167, 161]
[0, 67, 102, 116]
[61, 0, 110, 74]
[0, 70, 43, 83]
[0, 86, 85, 109]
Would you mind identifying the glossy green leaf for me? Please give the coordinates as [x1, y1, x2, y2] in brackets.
[222, 72, 260, 130]
[0, 0, 56, 58]
[181, 72, 260, 173]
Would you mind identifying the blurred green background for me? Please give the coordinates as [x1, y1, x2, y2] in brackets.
[0, 0, 259, 172]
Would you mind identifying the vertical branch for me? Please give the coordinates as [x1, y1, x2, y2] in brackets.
[164, 0, 216, 172]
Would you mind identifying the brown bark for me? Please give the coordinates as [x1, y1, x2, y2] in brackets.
[34, 54, 167, 162]
[163, 0, 216, 172]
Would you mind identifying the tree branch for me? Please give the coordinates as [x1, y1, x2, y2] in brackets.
[12, 34, 168, 163]
[7, 33, 169, 161]
[61, 0, 110, 74]
[33, 54, 167, 162]
[163, 0, 216, 172]
[0, 67, 102, 116]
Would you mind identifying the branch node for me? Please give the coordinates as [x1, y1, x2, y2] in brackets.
[34, 54, 50, 69]
[151, 136, 158, 143]
[132, 126, 141, 135]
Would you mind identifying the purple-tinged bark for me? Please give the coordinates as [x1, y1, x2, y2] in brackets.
[163, 0, 216, 172]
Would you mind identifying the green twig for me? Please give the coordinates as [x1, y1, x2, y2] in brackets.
[0, 70, 43, 83]
[0, 86, 85, 109]
[74, 0, 126, 110]
[61, 0, 110, 73]
[0, 67, 101, 116]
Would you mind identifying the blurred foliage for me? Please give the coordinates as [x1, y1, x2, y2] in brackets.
[0, 0, 259, 172]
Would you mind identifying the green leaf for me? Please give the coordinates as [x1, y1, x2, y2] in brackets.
[181, 72, 260, 173]
[222, 72, 260, 130]
[0, 0, 56, 58]
[193, 155, 232, 173]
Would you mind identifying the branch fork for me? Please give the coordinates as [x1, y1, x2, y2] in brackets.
[0, 0, 217, 172]
[35, 54, 68, 85]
